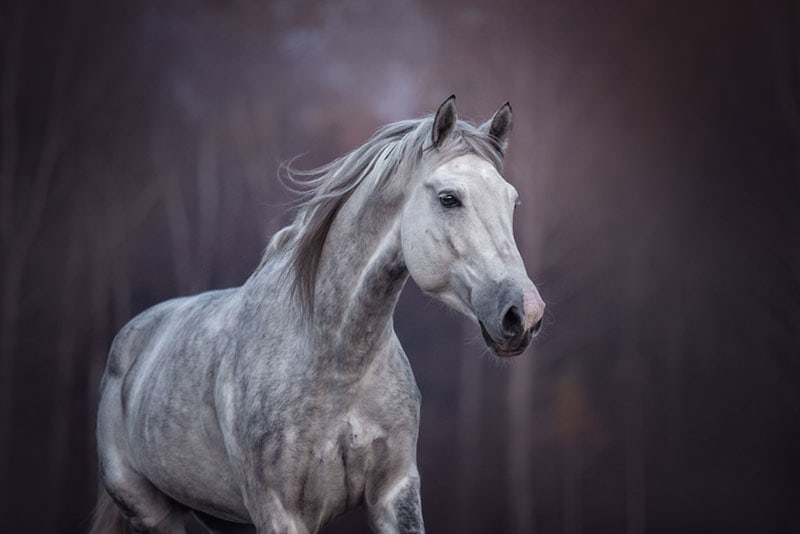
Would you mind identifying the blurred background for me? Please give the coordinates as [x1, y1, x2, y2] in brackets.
[1, 0, 798, 532]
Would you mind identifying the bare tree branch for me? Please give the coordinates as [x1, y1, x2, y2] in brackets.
[194, 127, 219, 291]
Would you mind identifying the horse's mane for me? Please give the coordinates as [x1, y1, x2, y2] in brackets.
[264, 114, 506, 312]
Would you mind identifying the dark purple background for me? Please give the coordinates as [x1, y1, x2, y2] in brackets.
[1, 1, 798, 532]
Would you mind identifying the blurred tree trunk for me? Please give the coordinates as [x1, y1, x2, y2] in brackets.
[456, 322, 482, 533]
[556, 368, 585, 534]
[153, 124, 219, 295]
[1, 0, 76, 492]
[0, 3, 29, 494]
[623, 245, 647, 534]
[508, 355, 535, 533]
[46, 212, 84, 531]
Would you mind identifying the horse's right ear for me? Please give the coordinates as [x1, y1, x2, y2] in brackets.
[482, 102, 513, 154]
[431, 95, 457, 148]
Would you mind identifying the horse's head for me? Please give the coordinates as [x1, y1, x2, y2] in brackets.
[401, 96, 545, 357]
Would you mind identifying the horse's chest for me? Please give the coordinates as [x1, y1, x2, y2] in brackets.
[297, 416, 387, 509]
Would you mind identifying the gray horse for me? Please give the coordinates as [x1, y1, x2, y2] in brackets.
[91, 96, 545, 534]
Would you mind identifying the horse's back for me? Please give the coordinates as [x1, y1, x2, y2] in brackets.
[104, 296, 184, 382]
[102, 288, 242, 396]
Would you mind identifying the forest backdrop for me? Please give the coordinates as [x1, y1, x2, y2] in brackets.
[1, 0, 799, 532]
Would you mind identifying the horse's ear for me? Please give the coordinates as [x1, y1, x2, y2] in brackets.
[432, 95, 457, 148]
[482, 102, 513, 153]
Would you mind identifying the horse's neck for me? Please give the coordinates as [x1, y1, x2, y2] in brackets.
[312, 183, 409, 370]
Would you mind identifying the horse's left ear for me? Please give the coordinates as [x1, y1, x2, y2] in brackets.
[482, 102, 513, 153]
[432, 95, 457, 148]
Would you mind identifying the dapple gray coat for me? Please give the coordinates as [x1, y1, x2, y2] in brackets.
[91, 97, 545, 534]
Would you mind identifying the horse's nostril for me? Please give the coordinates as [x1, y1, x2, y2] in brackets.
[501, 306, 523, 337]
[531, 317, 543, 336]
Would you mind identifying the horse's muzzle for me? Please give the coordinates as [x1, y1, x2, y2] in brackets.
[476, 280, 545, 357]
[479, 317, 540, 357]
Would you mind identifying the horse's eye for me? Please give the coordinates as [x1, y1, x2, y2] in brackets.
[438, 193, 462, 208]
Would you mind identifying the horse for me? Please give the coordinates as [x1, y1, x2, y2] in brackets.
[90, 96, 545, 534]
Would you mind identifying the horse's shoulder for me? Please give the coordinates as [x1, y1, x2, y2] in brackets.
[360, 338, 421, 416]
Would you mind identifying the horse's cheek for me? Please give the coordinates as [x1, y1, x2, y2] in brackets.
[401, 233, 443, 293]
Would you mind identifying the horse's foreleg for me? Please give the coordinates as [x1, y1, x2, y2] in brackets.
[366, 473, 424, 534]
[245, 488, 307, 534]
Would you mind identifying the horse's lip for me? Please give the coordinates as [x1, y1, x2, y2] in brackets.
[494, 345, 527, 358]
[479, 321, 528, 358]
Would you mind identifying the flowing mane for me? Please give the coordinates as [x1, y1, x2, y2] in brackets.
[265, 113, 507, 311]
